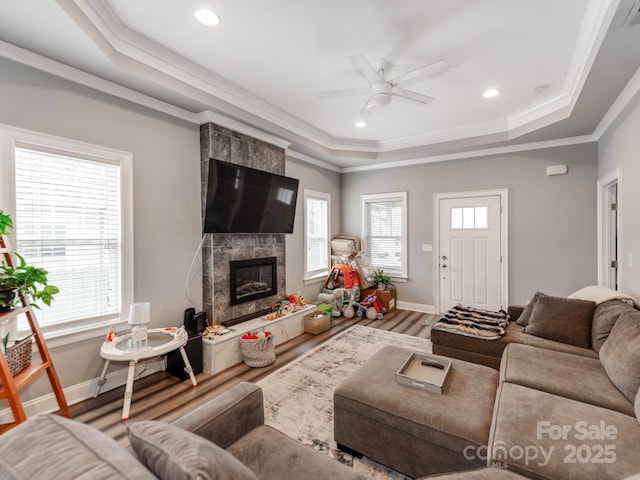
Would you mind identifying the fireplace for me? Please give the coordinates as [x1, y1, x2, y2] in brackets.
[230, 257, 277, 306]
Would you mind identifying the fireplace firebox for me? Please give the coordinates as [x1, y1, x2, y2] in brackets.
[230, 257, 277, 306]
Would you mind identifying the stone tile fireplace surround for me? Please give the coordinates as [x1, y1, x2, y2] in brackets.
[200, 123, 287, 325]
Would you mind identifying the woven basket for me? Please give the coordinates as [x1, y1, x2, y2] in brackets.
[239, 333, 275, 368]
[5, 334, 33, 376]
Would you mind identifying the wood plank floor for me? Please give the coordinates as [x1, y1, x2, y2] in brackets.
[70, 308, 438, 445]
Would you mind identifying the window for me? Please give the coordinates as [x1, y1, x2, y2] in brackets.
[0, 126, 133, 343]
[362, 192, 407, 278]
[450, 206, 488, 229]
[304, 190, 330, 280]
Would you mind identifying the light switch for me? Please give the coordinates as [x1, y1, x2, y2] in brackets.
[422, 244, 433, 252]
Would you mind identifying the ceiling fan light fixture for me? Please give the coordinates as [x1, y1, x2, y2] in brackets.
[482, 88, 501, 98]
[370, 92, 392, 107]
[195, 9, 220, 27]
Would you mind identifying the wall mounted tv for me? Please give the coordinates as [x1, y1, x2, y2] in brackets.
[203, 159, 299, 234]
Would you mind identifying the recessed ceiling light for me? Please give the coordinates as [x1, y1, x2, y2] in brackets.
[482, 88, 500, 98]
[355, 120, 367, 128]
[195, 8, 220, 27]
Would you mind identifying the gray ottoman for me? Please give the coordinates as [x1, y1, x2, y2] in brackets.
[334, 345, 499, 478]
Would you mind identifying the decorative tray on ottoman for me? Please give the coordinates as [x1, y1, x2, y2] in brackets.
[396, 352, 452, 395]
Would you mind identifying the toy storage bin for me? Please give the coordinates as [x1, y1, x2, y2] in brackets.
[304, 312, 330, 335]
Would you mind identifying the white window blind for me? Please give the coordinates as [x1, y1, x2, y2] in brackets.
[14, 146, 122, 330]
[363, 192, 407, 277]
[304, 190, 330, 279]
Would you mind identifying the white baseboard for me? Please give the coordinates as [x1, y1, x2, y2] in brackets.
[396, 301, 435, 313]
[0, 358, 165, 423]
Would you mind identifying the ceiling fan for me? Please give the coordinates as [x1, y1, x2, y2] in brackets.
[319, 54, 449, 115]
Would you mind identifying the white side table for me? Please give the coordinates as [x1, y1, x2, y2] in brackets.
[94, 326, 197, 420]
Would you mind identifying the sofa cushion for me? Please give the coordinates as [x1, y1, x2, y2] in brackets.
[0, 414, 154, 479]
[127, 421, 258, 480]
[489, 382, 640, 480]
[516, 291, 548, 327]
[524, 294, 595, 348]
[500, 343, 634, 415]
[569, 285, 640, 308]
[227, 425, 370, 480]
[599, 313, 640, 402]
[591, 300, 639, 352]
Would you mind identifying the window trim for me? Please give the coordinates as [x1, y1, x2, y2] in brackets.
[303, 189, 331, 282]
[0, 124, 134, 347]
[361, 191, 408, 280]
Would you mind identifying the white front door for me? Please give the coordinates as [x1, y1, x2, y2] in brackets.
[437, 193, 505, 313]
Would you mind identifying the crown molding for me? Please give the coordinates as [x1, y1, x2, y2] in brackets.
[340, 135, 597, 173]
[5, 4, 640, 175]
[593, 64, 640, 140]
[57, 0, 335, 149]
[286, 150, 341, 173]
[198, 111, 291, 150]
[0, 40, 199, 124]
[55, 0, 616, 157]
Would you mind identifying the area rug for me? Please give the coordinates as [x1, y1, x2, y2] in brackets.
[256, 324, 432, 479]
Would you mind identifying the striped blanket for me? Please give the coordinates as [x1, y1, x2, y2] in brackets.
[433, 304, 510, 340]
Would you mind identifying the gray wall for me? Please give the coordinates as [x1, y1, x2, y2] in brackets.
[285, 156, 341, 302]
[0, 58, 202, 399]
[341, 143, 599, 309]
[598, 90, 640, 298]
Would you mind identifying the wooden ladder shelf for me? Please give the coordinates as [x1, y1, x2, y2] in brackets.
[0, 235, 71, 433]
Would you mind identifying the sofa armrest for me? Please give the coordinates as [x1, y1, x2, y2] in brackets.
[171, 381, 264, 449]
[507, 305, 524, 322]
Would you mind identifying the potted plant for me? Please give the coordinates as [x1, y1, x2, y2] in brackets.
[0, 210, 12, 236]
[0, 210, 59, 312]
[371, 269, 394, 291]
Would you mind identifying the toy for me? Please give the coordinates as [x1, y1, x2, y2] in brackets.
[358, 290, 386, 320]
[323, 264, 360, 290]
[328, 288, 346, 317]
[340, 286, 362, 318]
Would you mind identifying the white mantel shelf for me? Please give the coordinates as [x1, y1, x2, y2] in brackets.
[202, 304, 315, 375]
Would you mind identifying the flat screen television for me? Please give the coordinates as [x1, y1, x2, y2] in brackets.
[203, 159, 299, 234]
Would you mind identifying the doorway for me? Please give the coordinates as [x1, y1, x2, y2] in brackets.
[597, 170, 619, 290]
[434, 189, 508, 313]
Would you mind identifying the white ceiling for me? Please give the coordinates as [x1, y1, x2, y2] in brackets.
[1, 0, 640, 169]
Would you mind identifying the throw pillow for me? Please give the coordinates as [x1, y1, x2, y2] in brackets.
[0, 414, 155, 479]
[599, 313, 640, 403]
[523, 294, 595, 348]
[516, 291, 547, 326]
[127, 421, 259, 480]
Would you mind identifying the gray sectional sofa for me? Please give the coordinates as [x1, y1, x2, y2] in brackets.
[0, 382, 371, 480]
[420, 287, 640, 478]
[334, 287, 640, 479]
[0, 380, 530, 480]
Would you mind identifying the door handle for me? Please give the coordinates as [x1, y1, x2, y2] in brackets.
[441, 263, 447, 269]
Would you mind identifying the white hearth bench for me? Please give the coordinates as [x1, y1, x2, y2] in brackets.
[202, 304, 316, 374]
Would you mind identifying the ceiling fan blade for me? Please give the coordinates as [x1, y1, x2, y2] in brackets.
[349, 54, 377, 84]
[392, 87, 434, 104]
[317, 87, 371, 99]
[359, 97, 376, 115]
[390, 59, 449, 88]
